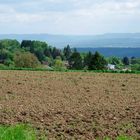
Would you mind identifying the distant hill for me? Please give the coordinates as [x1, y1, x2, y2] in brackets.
[77, 47, 140, 58]
[0, 33, 140, 48]
[0, 33, 140, 57]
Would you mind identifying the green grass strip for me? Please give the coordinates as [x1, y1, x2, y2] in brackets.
[0, 124, 36, 140]
[0, 67, 140, 74]
[0, 124, 136, 140]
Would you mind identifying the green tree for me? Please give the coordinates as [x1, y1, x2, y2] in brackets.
[107, 56, 121, 65]
[0, 49, 13, 64]
[63, 45, 72, 60]
[122, 57, 130, 65]
[0, 39, 20, 51]
[89, 51, 107, 70]
[4, 59, 14, 67]
[84, 51, 93, 69]
[131, 58, 140, 65]
[44, 46, 52, 58]
[0, 39, 21, 64]
[69, 51, 83, 70]
[21, 40, 49, 62]
[52, 47, 62, 59]
[131, 64, 140, 71]
[131, 58, 140, 71]
[21, 40, 32, 51]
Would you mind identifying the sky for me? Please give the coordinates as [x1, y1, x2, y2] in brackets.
[0, 0, 140, 35]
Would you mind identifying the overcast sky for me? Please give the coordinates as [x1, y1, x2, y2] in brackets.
[0, 0, 140, 35]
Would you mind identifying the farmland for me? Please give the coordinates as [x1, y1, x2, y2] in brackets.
[0, 70, 140, 139]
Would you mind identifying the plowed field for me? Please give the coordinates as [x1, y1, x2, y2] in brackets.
[0, 71, 140, 139]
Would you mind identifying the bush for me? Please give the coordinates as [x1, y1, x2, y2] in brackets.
[0, 64, 8, 69]
[14, 52, 40, 68]
[54, 59, 66, 71]
[4, 59, 15, 67]
[131, 64, 140, 71]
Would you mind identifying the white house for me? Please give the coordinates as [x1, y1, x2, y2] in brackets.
[107, 64, 115, 70]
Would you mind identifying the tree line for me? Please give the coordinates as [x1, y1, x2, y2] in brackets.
[0, 39, 140, 71]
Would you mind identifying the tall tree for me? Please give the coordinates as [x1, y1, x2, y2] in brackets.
[63, 45, 72, 60]
[69, 51, 83, 70]
[122, 57, 130, 65]
[84, 51, 93, 69]
[52, 47, 62, 59]
[44, 47, 52, 58]
[21, 40, 32, 51]
[89, 51, 107, 70]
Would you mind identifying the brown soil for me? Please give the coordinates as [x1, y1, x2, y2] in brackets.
[0, 71, 140, 139]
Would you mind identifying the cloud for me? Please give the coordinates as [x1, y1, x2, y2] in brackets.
[0, 0, 140, 34]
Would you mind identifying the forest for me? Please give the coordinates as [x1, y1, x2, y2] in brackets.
[0, 39, 140, 71]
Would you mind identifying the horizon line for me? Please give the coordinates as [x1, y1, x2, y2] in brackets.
[0, 32, 140, 36]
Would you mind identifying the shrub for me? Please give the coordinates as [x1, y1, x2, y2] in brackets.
[14, 52, 40, 68]
[54, 59, 66, 70]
